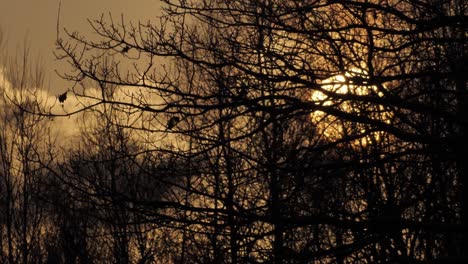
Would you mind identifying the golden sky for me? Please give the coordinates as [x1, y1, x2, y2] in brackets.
[0, 0, 162, 92]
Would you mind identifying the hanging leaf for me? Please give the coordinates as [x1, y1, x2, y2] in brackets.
[167, 116, 180, 129]
[121, 45, 131, 53]
[58, 91, 67, 103]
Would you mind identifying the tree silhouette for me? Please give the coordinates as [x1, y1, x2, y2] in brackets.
[14, 0, 466, 262]
[0, 32, 55, 263]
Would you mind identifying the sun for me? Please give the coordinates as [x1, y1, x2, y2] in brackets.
[310, 69, 391, 147]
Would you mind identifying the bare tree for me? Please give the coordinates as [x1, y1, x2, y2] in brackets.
[36, 0, 468, 262]
[0, 30, 55, 263]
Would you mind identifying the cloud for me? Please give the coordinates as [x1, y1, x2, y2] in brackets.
[1, 66, 180, 152]
[0, 67, 82, 149]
